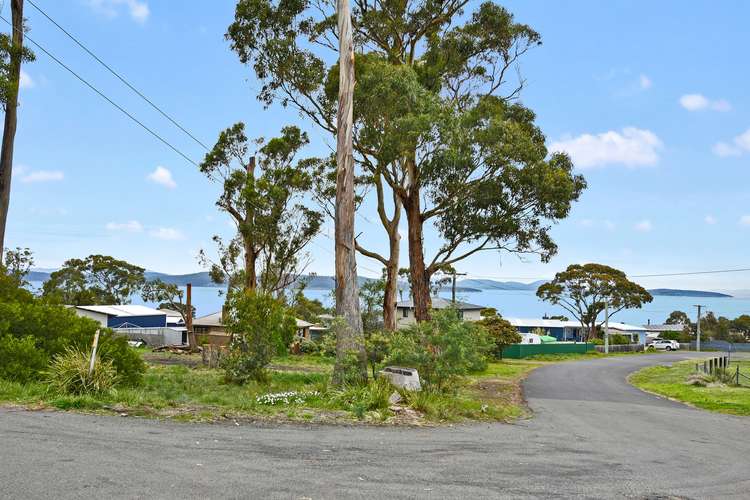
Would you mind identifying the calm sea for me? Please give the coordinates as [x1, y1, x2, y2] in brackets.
[29, 281, 750, 325]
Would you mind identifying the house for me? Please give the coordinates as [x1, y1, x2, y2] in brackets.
[193, 312, 228, 345]
[70, 305, 182, 345]
[71, 305, 168, 329]
[395, 297, 485, 329]
[505, 318, 647, 344]
[506, 318, 584, 342]
[193, 312, 329, 346]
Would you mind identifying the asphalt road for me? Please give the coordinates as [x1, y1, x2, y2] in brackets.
[2, 353, 749, 499]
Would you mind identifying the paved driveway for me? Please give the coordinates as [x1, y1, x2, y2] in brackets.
[1, 353, 748, 499]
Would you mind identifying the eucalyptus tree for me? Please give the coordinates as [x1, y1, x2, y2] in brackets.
[198, 124, 322, 296]
[537, 263, 653, 341]
[227, 0, 585, 321]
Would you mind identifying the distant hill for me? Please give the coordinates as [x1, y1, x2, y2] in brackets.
[647, 288, 732, 298]
[456, 279, 547, 291]
[25, 269, 733, 298]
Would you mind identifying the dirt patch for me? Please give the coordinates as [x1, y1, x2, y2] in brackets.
[142, 354, 202, 368]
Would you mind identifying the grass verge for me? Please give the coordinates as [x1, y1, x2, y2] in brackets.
[0, 354, 541, 425]
[629, 359, 750, 416]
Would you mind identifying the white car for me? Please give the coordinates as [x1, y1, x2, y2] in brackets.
[649, 339, 680, 351]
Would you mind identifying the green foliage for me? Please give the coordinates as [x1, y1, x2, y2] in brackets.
[222, 291, 297, 384]
[317, 332, 337, 357]
[0, 276, 145, 385]
[288, 287, 328, 322]
[365, 331, 392, 377]
[0, 31, 35, 110]
[0, 335, 47, 383]
[360, 276, 385, 334]
[141, 279, 189, 322]
[42, 254, 145, 305]
[297, 338, 320, 355]
[537, 263, 653, 340]
[477, 310, 521, 358]
[1, 247, 34, 287]
[227, 0, 586, 311]
[328, 377, 394, 419]
[385, 309, 493, 391]
[46, 347, 118, 395]
[666, 310, 691, 326]
[198, 124, 322, 294]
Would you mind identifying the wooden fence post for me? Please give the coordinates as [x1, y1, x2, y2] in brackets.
[88, 329, 101, 377]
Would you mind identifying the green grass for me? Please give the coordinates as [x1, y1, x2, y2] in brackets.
[0, 353, 541, 424]
[630, 360, 750, 416]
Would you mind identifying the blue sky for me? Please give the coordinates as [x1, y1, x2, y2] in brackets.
[7, 0, 750, 291]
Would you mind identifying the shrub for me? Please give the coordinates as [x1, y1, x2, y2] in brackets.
[0, 295, 145, 385]
[385, 308, 493, 391]
[329, 377, 393, 418]
[0, 335, 47, 383]
[318, 332, 337, 357]
[222, 290, 297, 384]
[477, 310, 521, 358]
[46, 347, 118, 395]
[365, 331, 391, 378]
[298, 338, 320, 355]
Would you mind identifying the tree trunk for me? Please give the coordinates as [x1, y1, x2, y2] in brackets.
[0, 0, 25, 259]
[244, 241, 256, 292]
[332, 0, 367, 385]
[404, 190, 431, 322]
[382, 234, 399, 331]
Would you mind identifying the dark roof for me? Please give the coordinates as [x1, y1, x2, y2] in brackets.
[396, 297, 485, 311]
[644, 323, 686, 332]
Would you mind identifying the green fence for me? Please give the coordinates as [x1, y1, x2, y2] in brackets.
[501, 342, 595, 359]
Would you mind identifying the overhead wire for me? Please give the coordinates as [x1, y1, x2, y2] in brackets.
[26, 0, 209, 150]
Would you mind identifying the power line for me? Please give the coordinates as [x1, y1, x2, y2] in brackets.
[461, 267, 750, 282]
[0, 14, 199, 167]
[27, 0, 209, 150]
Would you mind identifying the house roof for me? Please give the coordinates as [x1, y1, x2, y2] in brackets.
[396, 297, 485, 311]
[643, 323, 686, 332]
[194, 313, 321, 329]
[74, 305, 166, 317]
[193, 312, 223, 327]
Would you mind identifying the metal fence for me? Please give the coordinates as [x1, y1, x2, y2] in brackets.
[113, 327, 183, 346]
[594, 344, 644, 353]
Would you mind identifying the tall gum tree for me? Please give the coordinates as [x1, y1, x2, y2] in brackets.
[227, 0, 585, 321]
[198, 124, 322, 296]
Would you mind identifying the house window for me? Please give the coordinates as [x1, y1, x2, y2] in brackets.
[194, 326, 209, 334]
[402, 308, 408, 318]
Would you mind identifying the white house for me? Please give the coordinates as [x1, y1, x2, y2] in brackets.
[69, 305, 183, 345]
[395, 297, 485, 329]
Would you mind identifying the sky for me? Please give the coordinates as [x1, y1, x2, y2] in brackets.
[6, 0, 750, 291]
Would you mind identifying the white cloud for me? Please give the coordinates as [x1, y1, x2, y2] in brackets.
[578, 219, 594, 228]
[549, 127, 662, 168]
[20, 170, 64, 183]
[639, 74, 652, 90]
[704, 215, 717, 225]
[147, 166, 176, 189]
[106, 220, 143, 232]
[679, 93, 731, 112]
[713, 128, 750, 158]
[740, 215, 750, 227]
[634, 219, 652, 232]
[19, 70, 34, 89]
[149, 227, 185, 240]
[87, 0, 149, 23]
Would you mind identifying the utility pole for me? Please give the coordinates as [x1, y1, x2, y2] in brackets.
[186, 283, 196, 351]
[451, 271, 467, 304]
[332, 0, 366, 385]
[604, 299, 610, 355]
[694, 305, 704, 352]
[0, 0, 29, 259]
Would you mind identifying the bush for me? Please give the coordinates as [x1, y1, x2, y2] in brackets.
[318, 332, 337, 357]
[0, 335, 47, 383]
[222, 290, 297, 384]
[385, 308, 493, 391]
[46, 347, 118, 395]
[477, 310, 521, 358]
[298, 338, 320, 355]
[365, 331, 391, 377]
[329, 377, 393, 418]
[0, 294, 145, 385]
